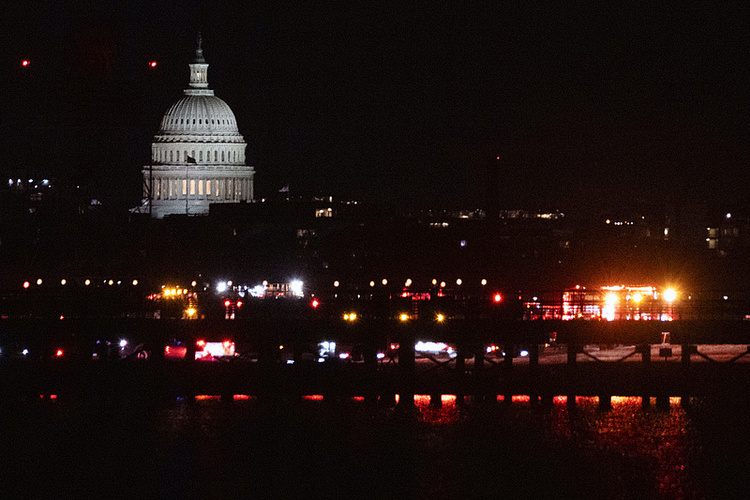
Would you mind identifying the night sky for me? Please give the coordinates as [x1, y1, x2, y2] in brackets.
[1, 2, 748, 212]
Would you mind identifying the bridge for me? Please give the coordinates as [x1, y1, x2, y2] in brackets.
[2, 314, 750, 409]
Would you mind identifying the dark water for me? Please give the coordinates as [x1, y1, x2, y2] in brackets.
[2, 394, 749, 499]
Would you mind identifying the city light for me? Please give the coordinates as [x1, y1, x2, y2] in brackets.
[23, 281, 30, 289]
[149, 60, 157, 68]
[481, 279, 487, 286]
[493, 293, 503, 303]
[132, 280, 138, 286]
[310, 298, 320, 308]
[456, 278, 462, 286]
[290, 279, 304, 297]
[663, 288, 677, 303]
[21, 60, 29, 67]
[399, 313, 409, 322]
[436, 313, 445, 322]
[216, 281, 228, 293]
[36, 279, 42, 285]
[186, 307, 197, 317]
[60, 279, 66, 285]
[405, 278, 412, 287]
[333, 280, 340, 287]
[382, 279, 388, 286]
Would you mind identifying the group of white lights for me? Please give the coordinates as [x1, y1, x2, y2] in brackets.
[216, 279, 304, 298]
[333, 278, 490, 288]
[8, 178, 50, 186]
[24, 278, 139, 288]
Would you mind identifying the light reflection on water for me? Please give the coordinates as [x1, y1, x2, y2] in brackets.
[5, 393, 747, 498]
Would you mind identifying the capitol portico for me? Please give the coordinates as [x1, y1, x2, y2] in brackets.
[142, 37, 254, 218]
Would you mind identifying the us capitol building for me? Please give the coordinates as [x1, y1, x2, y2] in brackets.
[140, 37, 255, 218]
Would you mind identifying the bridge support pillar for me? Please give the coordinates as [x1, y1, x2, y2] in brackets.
[474, 344, 485, 404]
[566, 344, 578, 407]
[529, 344, 539, 406]
[656, 395, 670, 410]
[640, 343, 651, 408]
[503, 344, 514, 404]
[680, 344, 692, 408]
[430, 393, 443, 408]
[599, 394, 612, 411]
[455, 345, 466, 407]
[397, 324, 415, 411]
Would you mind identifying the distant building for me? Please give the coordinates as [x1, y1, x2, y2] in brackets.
[140, 36, 255, 218]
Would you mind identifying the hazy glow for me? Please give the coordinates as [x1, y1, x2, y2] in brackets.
[290, 280, 304, 297]
[216, 281, 228, 293]
[663, 288, 677, 303]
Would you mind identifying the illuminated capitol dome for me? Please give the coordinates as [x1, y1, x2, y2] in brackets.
[141, 36, 254, 218]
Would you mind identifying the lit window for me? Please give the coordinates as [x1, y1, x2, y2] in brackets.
[190, 180, 196, 195]
[207, 180, 211, 195]
[199, 180, 203, 195]
[182, 180, 187, 195]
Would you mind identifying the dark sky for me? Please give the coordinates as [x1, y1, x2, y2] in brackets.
[1, 2, 748, 211]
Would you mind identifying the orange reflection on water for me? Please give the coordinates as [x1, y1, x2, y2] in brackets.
[195, 395, 221, 401]
[545, 395, 693, 498]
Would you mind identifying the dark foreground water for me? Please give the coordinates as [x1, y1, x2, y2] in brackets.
[2, 394, 750, 499]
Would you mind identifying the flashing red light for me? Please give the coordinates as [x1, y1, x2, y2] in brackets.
[236, 301, 243, 308]
[311, 299, 320, 308]
[55, 349, 64, 357]
[149, 61, 157, 68]
[224, 300, 231, 307]
[21, 60, 30, 67]
[493, 293, 503, 303]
